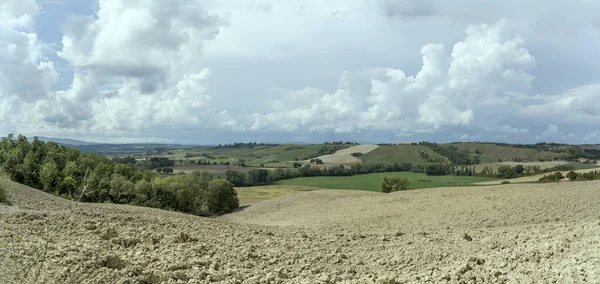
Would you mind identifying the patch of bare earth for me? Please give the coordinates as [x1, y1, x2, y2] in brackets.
[2, 180, 600, 283]
[309, 144, 379, 165]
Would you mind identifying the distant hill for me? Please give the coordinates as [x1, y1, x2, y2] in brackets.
[448, 142, 570, 163]
[34, 136, 194, 154]
[360, 145, 446, 165]
[36, 136, 99, 145]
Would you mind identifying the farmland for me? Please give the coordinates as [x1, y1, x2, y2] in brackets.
[276, 172, 498, 191]
[448, 142, 570, 163]
[359, 145, 446, 164]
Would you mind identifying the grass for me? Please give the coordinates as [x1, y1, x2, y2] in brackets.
[564, 162, 600, 170]
[360, 145, 445, 165]
[235, 185, 318, 206]
[172, 144, 352, 167]
[276, 172, 499, 192]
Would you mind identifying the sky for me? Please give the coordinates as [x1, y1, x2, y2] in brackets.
[1, 0, 600, 144]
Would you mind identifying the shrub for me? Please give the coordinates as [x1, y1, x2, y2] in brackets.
[0, 170, 11, 205]
[566, 170, 577, 181]
[381, 177, 410, 193]
[197, 180, 239, 216]
[501, 181, 511, 184]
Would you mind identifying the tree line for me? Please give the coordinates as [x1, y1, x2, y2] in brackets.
[0, 135, 238, 216]
[538, 170, 600, 183]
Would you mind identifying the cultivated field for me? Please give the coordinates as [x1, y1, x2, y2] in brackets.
[2, 180, 600, 283]
[309, 144, 380, 165]
[235, 185, 318, 206]
[449, 143, 569, 163]
[276, 172, 498, 191]
[170, 165, 268, 174]
[359, 145, 446, 165]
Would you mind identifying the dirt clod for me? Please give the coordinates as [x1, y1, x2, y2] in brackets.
[103, 255, 126, 270]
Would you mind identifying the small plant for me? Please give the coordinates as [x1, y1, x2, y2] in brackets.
[501, 181, 511, 184]
[381, 177, 410, 193]
[0, 170, 11, 205]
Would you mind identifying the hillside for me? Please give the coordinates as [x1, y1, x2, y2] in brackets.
[359, 145, 446, 164]
[173, 144, 353, 167]
[3, 180, 600, 283]
[449, 142, 570, 163]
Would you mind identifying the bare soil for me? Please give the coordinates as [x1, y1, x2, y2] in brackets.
[309, 144, 379, 165]
[2, 180, 600, 283]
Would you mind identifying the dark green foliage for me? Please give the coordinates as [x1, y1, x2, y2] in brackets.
[381, 177, 410, 193]
[420, 142, 479, 165]
[540, 170, 600, 183]
[497, 165, 517, 179]
[0, 170, 11, 205]
[425, 164, 450, 176]
[0, 134, 238, 216]
[248, 169, 271, 185]
[226, 170, 246, 187]
[538, 172, 565, 183]
[149, 157, 175, 169]
[112, 156, 137, 165]
[198, 180, 239, 216]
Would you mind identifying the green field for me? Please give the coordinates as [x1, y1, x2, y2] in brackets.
[276, 172, 498, 191]
[449, 143, 569, 163]
[172, 144, 351, 167]
[360, 145, 445, 165]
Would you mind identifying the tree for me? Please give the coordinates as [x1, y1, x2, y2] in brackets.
[0, 170, 11, 205]
[293, 162, 302, 168]
[425, 164, 448, 176]
[197, 180, 239, 216]
[381, 177, 410, 193]
[497, 165, 516, 179]
[566, 170, 577, 181]
[60, 176, 78, 196]
[40, 161, 60, 192]
[513, 164, 525, 175]
[248, 169, 270, 186]
[225, 170, 246, 187]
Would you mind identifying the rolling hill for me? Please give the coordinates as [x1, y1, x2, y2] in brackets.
[448, 142, 570, 163]
[359, 145, 446, 164]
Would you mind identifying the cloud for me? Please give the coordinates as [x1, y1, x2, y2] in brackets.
[36, 0, 232, 135]
[2, 1, 600, 143]
[582, 131, 600, 142]
[250, 19, 535, 136]
[0, 0, 58, 134]
[536, 125, 560, 141]
[0, 0, 39, 28]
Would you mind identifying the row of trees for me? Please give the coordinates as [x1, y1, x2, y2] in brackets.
[0, 135, 238, 216]
[538, 170, 600, 183]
